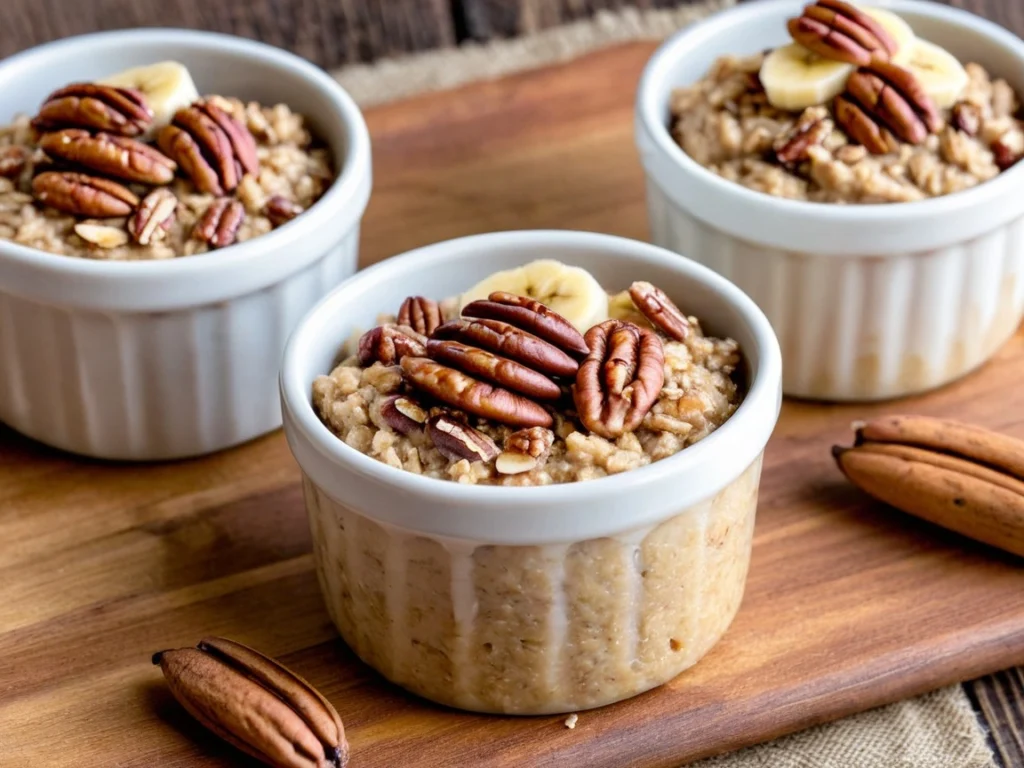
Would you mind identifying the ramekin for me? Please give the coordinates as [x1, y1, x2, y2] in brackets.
[281, 230, 782, 714]
[636, 0, 1024, 401]
[0, 30, 371, 460]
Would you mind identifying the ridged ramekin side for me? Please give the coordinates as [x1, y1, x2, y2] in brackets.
[646, 179, 1024, 401]
[0, 228, 359, 459]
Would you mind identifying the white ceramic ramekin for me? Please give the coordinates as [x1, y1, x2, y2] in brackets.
[636, 0, 1024, 401]
[0, 30, 371, 460]
[281, 230, 782, 714]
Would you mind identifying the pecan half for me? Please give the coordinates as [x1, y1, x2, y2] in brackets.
[992, 137, 1023, 171]
[154, 636, 348, 768]
[628, 281, 691, 342]
[32, 171, 138, 218]
[463, 292, 589, 358]
[129, 188, 178, 246]
[773, 109, 833, 168]
[358, 324, 427, 366]
[427, 414, 500, 463]
[788, 0, 897, 66]
[32, 83, 153, 136]
[432, 318, 578, 378]
[264, 195, 304, 227]
[38, 129, 176, 185]
[157, 101, 259, 195]
[427, 338, 561, 400]
[573, 320, 665, 439]
[0, 146, 28, 178]
[951, 102, 981, 137]
[193, 199, 245, 248]
[505, 426, 555, 458]
[402, 356, 553, 427]
[834, 95, 899, 154]
[398, 296, 442, 336]
[379, 394, 428, 435]
[839, 62, 942, 151]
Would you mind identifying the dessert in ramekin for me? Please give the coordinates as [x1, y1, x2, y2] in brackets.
[636, 0, 1024, 400]
[0, 30, 371, 459]
[281, 231, 782, 714]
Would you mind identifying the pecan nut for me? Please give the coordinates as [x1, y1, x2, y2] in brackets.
[772, 108, 833, 168]
[74, 223, 129, 249]
[129, 188, 178, 245]
[839, 62, 942, 151]
[0, 146, 28, 178]
[379, 394, 428, 435]
[992, 137, 1023, 171]
[358, 324, 427, 366]
[154, 636, 348, 768]
[402, 356, 553, 427]
[427, 414, 500, 463]
[951, 102, 981, 137]
[495, 427, 555, 475]
[788, 0, 897, 66]
[32, 171, 138, 218]
[432, 318, 579, 378]
[398, 296, 443, 336]
[193, 199, 245, 248]
[573, 320, 665, 439]
[426, 338, 561, 400]
[32, 83, 153, 136]
[264, 195, 304, 227]
[38, 129, 176, 185]
[157, 100, 259, 195]
[462, 292, 589, 358]
[628, 281, 692, 342]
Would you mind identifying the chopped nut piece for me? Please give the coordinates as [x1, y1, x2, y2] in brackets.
[495, 451, 538, 475]
[773, 109, 833, 168]
[74, 223, 129, 249]
[427, 414, 499, 463]
[505, 426, 555, 458]
[193, 198, 245, 248]
[264, 194, 304, 227]
[129, 188, 178, 246]
[0, 146, 28, 178]
[951, 102, 982, 137]
[379, 395, 428, 435]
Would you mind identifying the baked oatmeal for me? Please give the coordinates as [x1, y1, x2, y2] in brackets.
[0, 61, 333, 259]
[670, 0, 1023, 203]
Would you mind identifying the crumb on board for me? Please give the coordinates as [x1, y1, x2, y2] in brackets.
[564, 714, 578, 729]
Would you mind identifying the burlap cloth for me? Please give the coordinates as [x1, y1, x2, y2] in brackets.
[328, 4, 996, 765]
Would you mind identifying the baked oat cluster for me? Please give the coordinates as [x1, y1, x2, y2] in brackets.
[0, 61, 333, 259]
[313, 260, 743, 486]
[670, 0, 1023, 203]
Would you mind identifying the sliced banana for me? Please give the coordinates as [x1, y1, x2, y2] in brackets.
[460, 259, 608, 334]
[862, 7, 917, 65]
[99, 61, 200, 133]
[903, 38, 969, 109]
[607, 290, 653, 329]
[760, 43, 854, 112]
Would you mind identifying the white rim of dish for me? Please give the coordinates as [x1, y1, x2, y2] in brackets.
[636, 0, 1024, 222]
[281, 229, 783, 507]
[0, 28, 371, 283]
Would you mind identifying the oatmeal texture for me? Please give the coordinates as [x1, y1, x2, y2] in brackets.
[0, 97, 332, 259]
[304, 455, 761, 714]
[671, 54, 1019, 203]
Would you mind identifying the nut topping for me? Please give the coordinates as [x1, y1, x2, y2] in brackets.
[402, 356, 553, 428]
[495, 451, 538, 475]
[38, 129, 177, 185]
[426, 338, 561, 400]
[992, 136, 1024, 171]
[463, 292, 589, 358]
[0, 146, 28, 178]
[398, 296, 442, 336]
[951, 102, 981, 137]
[427, 414, 500, 463]
[787, 0, 897, 66]
[838, 62, 942, 152]
[772, 109, 833, 168]
[32, 83, 153, 136]
[379, 394, 428, 435]
[154, 636, 349, 768]
[129, 188, 178, 246]
[432, 318, 579, 378]
[264, 195, 304, 227]
[573, 320, 665, 439]
[834, 95, 898, 155]
[358, 324, 427, 366]
[628, 281, 691, 342]
[74, 223, 129, 249]
[505, 426, 555, 459]
[32, 171, 139, 218]
[193, 198, 245, 248]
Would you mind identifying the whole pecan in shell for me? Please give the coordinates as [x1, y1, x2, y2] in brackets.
[427, 338, 561, 400]
[787, 0, 897, 66]
[193, 198, 245, 248]
[398, 296, 443, 336]
[158, 101, 259, 194]
[32, 171, 139, 218]
[32, 83, 153, 136]
[432, 318, 579, 378]
[38, 129, 176, 185]
[358, 324, 427, 366]
[427, 414, 500, 463]
[402, 356, 553, 427]
[0, 146, 28, 178]
[573, 320, 665, 439]
[628, 281, 691, 342]
[129, 188, 178, 246]
[463, 292, 589, 358]
[839, 62, 941, 150]
[264, 195, 304, 227]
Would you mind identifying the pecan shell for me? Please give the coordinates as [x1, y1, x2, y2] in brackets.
[157, 101, 259, 194]
[38, 129, 176, 185]
[0, 146, 28, 178]
[787, 0, 897, 66]
[154, 636, 348, 768]
[427, 414, 500, 463]
[264, 195, 304, 227]
[426, 338, 561, 400]
[358, 324, 427, 366]
[573, 320, 665, 439]
[193, 199, 245, 248]
[32, 83, 153, 136]
[462, 292, 589, 358]
[840, 62, 942, 150]
[32, 171, 138, 218]
[129, 188, 178, 245]
[628, 282, 691, 342]
[398, 296, 443, 336]
[402, 356, 553, 428]
[432, 318, 579, 378]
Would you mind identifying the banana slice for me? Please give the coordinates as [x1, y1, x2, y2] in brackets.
[99, 61, 200, 133]
[903, 39, 969, 109]
[862, 7, 916, 65]
[607, 290, 653, 329]
[760, 43, 854, 111]
[460, 259, 608, 334]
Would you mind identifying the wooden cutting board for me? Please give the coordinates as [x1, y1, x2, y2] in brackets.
[3, 42, 1024, 768]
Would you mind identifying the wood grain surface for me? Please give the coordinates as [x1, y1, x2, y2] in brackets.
[3, 40, 1024, 768]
